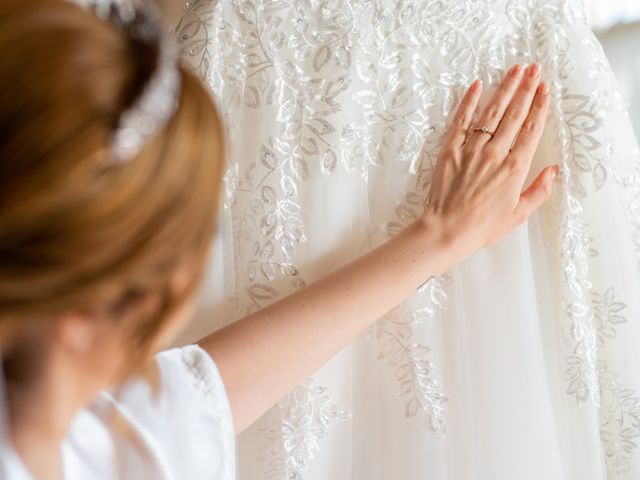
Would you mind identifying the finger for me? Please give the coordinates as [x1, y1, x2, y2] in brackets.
[463, 106, 483, 147]
[465, 64, 525, 150]
[445, 79, 483, 148]
[512, 165, 559, 225]
[505, 82, 550, 179]
[491, 63, 543, 151]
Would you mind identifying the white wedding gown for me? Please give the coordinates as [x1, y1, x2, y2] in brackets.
[174, 0, 640, 478]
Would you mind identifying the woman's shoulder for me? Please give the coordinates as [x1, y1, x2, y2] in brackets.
[65, 345, 236, 480]
[154, 344, 234, 418]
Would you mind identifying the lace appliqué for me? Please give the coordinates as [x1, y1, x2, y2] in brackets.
[176, 0, 350, 479]
[600, 363, 640, 477]
[377, 275, 452, 437]
[176, 2, 353, 477]
[257, 380, 351, 480]
[356, 0, 505, 438]
[565, 288, 628, 400]
[503, 2, 640, 475]
[578, 289, 640, 477]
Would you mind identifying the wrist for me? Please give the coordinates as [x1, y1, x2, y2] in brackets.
[412, 213, 472, 274]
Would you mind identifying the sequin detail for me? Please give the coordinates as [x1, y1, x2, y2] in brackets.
[258, 381, 352, 480]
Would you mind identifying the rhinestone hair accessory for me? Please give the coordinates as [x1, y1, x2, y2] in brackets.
[76, 0, 181, 163]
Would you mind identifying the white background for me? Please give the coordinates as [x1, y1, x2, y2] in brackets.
[592, 0, 640, 138]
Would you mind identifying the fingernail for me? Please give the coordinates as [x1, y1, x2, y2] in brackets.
[542, 81, 550, 95]
[470, 79, 482, 92]
[528, 63, 541, 78]
[551, 165, 560, 178]
[538, 81, 550, 96]
[508, 64, 522, 78]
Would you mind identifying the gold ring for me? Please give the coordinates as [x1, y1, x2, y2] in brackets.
[473, 125, 496, 138]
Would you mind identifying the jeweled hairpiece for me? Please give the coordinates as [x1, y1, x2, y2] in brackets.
[75, 0, 181, 163]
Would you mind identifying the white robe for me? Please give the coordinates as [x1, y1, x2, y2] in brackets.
[0, 345, 235, 480]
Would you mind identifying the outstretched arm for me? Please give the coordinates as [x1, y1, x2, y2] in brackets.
[198, 63, 557, 434]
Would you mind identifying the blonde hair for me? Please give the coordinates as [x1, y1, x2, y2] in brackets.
[0, 0, 224, 367]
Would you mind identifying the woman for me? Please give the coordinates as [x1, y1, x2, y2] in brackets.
[0, 0, 556, 478]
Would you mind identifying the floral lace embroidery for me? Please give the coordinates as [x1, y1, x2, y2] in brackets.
[503, 2, 640, 475]
[176, 2, 353, 476]
[350, 0, 507, 438]
[257, 381, 351, 480]
[565, 288, 628, 402]
[599, 362, 640, 477]
[376, 275, 452, 437]
[564, 288, 640, 477]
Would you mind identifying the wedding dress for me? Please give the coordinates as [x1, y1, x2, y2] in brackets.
[174, 0, 640, 478]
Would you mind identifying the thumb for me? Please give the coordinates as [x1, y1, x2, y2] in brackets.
[512, 164, 559, 225]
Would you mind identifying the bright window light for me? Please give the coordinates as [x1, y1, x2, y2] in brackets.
[586, 0, 640, 30]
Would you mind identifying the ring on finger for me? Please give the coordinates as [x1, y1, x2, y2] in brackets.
[472, 125, 496, 138]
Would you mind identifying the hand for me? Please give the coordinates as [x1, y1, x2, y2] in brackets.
[424, 63, 557, 257]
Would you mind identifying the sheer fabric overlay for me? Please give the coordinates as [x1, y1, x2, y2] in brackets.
[176, 0, 640, 478]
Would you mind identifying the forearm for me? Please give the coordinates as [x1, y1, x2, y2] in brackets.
[198, 216, 463, 433]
